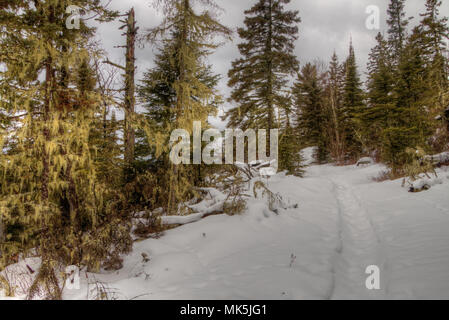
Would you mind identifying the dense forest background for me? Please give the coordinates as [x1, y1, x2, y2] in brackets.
[0, 0, 448, 299]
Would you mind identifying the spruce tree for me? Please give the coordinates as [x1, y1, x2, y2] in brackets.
[324, 52, 345, 161]
[293, 63, 328, 163]
[225, 0, 300, 131]
[419, 0, 449, 114]
[137, 33, 221, 209]
[383, 26, 433, 172]
[387, 0, 409, 65]
[341, 40, 365, 160]
[145, 0, 231, 214]
[0, 1, 131, 298]
[364, 33, 395, 156]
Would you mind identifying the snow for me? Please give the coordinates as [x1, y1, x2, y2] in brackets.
[2, 161, 449, 300]
[425, 152, 449, 165]
[160, 188, 227, 226]
[301, 147, 317, 165]
[408, 173, 449, 192]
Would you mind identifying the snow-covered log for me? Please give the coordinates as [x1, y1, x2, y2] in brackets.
[160, 188, 227, 226]
[160, 201, 225, 225]
[356, 157, 374, 166]
[409, 176, 444, 193]
[424, 152, 449, 166]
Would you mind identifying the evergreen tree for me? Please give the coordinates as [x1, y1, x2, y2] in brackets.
[293, 63, 328, 163]
[363, 33, 395, 156]
[387, 0, 409, 65]
[225, 0, 300, 131]
[145, 0, 231, 214]
[323, 52, 345, 161]
[382, 26, 433, 172]
[419, 0, 449, 114]
[277, 95, 304, 175]
[341, 40, 365, 160]
[0, 1, 131, 298]
[136, 33, 221, 209]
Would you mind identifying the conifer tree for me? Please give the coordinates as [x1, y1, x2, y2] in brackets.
[293, 63, 328, 163]
[364, 33, 395, 156]
[418, 0, 449, 114]
[136, 33, 221, 209]
[387, 0, 409, 65]
[276, 95, 304, 175]
[341, 41, 365, 160]
[225, 0, 300, 131]
[324, 52, 345, 161]
[146, 0, 231, 214]
[0, 1, 131, 298]
[382, 26, 433, 172]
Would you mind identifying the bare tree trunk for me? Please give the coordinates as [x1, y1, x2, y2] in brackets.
[124, 8, 137, 168]
[266, 0, 273, 132]
[0, 216, 4, 249]
[330, 86, 343, 162]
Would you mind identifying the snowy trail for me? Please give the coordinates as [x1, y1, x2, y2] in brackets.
[60, 164, 449, 299]
[329, 180, 386, 299]
[4, 159, 449, 300]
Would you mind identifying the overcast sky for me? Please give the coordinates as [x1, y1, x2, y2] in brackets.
[93, 0, 449, 129]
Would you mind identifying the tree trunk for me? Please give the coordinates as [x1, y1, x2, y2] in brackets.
[0, 216, 4, 249]
[330, 86, 343, 162]
[266, 0, 273, 132]
[168, 0, 189, 215]
[124, 8, 137, 168]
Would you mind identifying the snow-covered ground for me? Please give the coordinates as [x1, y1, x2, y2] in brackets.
[2, 160, 449, 300]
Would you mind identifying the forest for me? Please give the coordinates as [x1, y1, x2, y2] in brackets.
[0, 0, 448, 300]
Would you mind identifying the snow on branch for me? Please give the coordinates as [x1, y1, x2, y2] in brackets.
[160, 188, 227, 226]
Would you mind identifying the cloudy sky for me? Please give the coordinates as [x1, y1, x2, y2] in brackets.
[93, 0, 449, 128]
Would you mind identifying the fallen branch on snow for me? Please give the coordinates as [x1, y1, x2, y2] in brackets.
[160, 188, 227, 226]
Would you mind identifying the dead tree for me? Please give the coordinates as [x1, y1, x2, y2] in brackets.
[104, 8, 138, 172]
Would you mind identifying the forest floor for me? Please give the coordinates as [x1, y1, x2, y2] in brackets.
[2, 152, 449, 300]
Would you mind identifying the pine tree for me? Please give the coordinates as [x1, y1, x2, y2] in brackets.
[387, 0, 409, 65]
[225, 0, 300, 131]
[277, 95, 304, 175]
[382, 26, 433, 172]
[363, 33, 395, 156]
[341, 40, 365, 160]
[323, 52, 345, 162]
[136, 32, 221, 209]
[146, 0, 231, 214]
[0, 1, 131, 298]
[293, 63, 328, 163]
[419, 0, 449, 114]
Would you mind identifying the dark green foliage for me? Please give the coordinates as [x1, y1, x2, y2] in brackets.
[387, 0, 409, 64]
[363, 33, 395, 156]
[341, 41, 365, 160]
[225, 0, 300, 131]
[293, 63, 328, 163]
